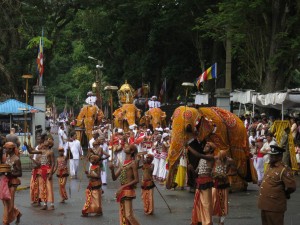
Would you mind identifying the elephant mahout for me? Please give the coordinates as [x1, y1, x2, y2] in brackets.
[76, 105, 104, 141]
[165, 106, 250, 191]
[140, 108, 167, 130]
[113, 104, 141, 132]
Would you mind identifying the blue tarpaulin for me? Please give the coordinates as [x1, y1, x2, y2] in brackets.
[0, 99, 43, 115]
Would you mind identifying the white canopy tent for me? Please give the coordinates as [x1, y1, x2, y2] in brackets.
[230, 89, 300, 120]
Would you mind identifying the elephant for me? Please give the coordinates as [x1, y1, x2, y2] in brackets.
[165, 106, 250, 191]
[113, 104, 141, 132]
[140, 108, 167, 130]
[76, 105, 104, 141]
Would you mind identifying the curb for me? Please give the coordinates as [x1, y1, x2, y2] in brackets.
[17, 186, 30, 191]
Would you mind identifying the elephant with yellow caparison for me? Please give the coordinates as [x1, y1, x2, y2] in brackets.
[140, 108, 167, 130]
[76, 105, 104, 141]
[165, 106, 250, 191]
[113, 104, 141, 132]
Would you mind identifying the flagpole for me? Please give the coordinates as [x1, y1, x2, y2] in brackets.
[164, 77, 167, 104]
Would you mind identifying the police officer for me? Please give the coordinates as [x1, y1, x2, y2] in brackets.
[258, 145, 296, 225]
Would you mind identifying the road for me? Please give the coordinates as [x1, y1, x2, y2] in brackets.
[1, 169, 300, 225]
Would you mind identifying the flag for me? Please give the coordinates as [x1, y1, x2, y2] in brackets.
[36, 37, 44, 86]
[196, 63, 217, 88]
[158, 78, 167, 102]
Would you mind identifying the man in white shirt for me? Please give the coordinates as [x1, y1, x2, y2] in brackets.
[99, 136, 109, 185]
[66, 132, 83, 179]
[260, 133, 277, 172]
[89, 131, 99, 149]
[58, 123, 68, 149]
[148, 96, 161, 109]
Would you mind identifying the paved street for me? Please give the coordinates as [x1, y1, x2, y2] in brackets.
[1, 168, 300, 225]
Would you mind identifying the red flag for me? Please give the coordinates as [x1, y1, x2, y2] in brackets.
[37, 37, 44, 85]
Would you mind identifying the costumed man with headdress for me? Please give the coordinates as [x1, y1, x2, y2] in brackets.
[29, 133, 47, 206]
[82, 154, 103, 217]
[187, 142, 216, 225]
[25, 139, 55, 210]
[53, 146, 70, 203]
[1, 142, 22, 225]
[212, 150, 237, 225]
[140, 154, 155, 215]
[109, 144, 141, 225]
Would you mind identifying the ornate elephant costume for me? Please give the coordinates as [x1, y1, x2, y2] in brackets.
[166, 106, 250, 191]
[76, 105, 104, 141]
[113, 104, 141, 132]
[141, 108, 167, 130]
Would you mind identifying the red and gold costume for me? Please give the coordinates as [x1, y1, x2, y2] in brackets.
[2, 147, 21, 225]
[38, 154, 54, 203]
[117, 159, 139, 225]
[56, 158, 69, 201]
[30, 165, 40, 204]
[141, 164, 155, 215]
[82, 165, 102, 216]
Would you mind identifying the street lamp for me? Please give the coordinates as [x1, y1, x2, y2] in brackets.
[88, 56, 103, 109]
[22, 74, 33, 140]
[182, 82, 194, 104]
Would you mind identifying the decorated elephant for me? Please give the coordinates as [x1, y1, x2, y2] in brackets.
[113, 104, 141, 132]
[76, 105, 104, 141]
[165, 106, 250, 191]
[140, 108, 167, 130]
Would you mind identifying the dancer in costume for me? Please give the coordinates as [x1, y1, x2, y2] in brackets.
[140, 154, 155, 215]
[54, 146, 70, 203]
[26, 140, 55, 210]
[212, 150, 236, 225]
[187, 142, 216, 225]
[109, 144, 140, 225]
[2, 142, 22, 225]
[82, 155, 103, 217]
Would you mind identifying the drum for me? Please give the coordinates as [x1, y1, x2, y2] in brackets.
[0, 164, 11, 174]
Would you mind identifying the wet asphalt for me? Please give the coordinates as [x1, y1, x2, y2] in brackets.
[1, 166, 300, 225]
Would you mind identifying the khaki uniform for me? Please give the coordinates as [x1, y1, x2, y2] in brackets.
[258, 161, 296, 225]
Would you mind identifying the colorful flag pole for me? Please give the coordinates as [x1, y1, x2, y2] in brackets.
[196, 63, 217, 91]
[37, 29, 44, 86]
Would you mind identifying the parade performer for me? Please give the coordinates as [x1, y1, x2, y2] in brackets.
[29, 133, 47, 206]
[109, 144, 140, 225]
[141, 154, 155, 215]
[253, 137, 264, 186]
[54, 147, 69, 203]
[187, 142, 216, 225]
[158, 133, 169, 183]
[175, 150, 187, 190]
[152, 134, 162, 180]
[212, 150, 236, 225]
[258, 145, 296, 225]
[260, 133, 277, 172]
[1, 142, 22, 225]
[26, 140, 55, 210]
[82, 154, 103, 217]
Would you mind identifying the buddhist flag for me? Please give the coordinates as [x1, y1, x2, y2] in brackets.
[37, 37, 44, 86]
[196, 63, 217, 88]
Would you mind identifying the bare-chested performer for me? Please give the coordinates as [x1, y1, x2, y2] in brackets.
[187, 142, 216, 225]
[29, 133, 46, 206]
[2, 142, 22, 225]
[140, 154, 155, 215]
[26, 140, 55, 210]
[212, 150, 236, 225]
[109, 144, 140, 225]
[53, 146, 70, 203]
[82, 154, 103, 217]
